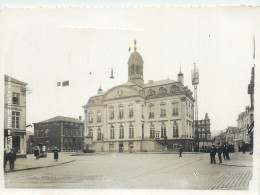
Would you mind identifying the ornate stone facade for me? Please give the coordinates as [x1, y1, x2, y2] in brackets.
[83, 51, 195, 152]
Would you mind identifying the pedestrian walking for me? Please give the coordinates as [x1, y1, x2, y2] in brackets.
[217, 144, 222, 164]
[179, 145, 183, 157]
[226, 145, 230, 160]
[210, 145, 216, 164]
[53, 147, 59, 161]
[8, 148, 16, 171]
[34, 147, 40, 159]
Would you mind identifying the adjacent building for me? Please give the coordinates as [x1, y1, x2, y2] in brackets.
[195, 113, 213, 151]
[83, 51, 195, 152]
[33, 116, 84, 152]
[4, 75, 27, 157]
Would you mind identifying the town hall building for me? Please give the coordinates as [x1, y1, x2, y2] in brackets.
[83, 50, 195, 152]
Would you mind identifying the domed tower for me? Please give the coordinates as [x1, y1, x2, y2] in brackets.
[127, 51, 144, 86]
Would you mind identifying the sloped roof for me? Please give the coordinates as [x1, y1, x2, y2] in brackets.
[226, 126, 239, 133]
[5, 75, 27, 85]
[35, 116, 84, 124]
[143, 79, 178, 88]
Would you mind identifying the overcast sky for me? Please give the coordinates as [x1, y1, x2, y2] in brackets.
[0, 7, 259, 134]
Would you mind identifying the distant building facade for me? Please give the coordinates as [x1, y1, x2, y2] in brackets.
[83, 51, 195, 152]
[34, 116, 84, 152]
[195, 113, 213, 151]
[4, 75, 27, 157]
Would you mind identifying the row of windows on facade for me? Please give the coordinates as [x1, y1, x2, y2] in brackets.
[88, 124, 180, 140]
[35, 129, 83, 137]
[198, 134, 211, 138]
[146, 85, 182, 96]
[197, 120, 210, 125]
[198, 127, 210, 132]
[88, 107, 179, 123]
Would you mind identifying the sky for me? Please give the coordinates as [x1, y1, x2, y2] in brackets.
[1, 0, 260, 8]
[0, 7, 259, 135]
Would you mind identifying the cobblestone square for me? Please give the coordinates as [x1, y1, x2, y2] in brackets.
[4, 152, 252, 190]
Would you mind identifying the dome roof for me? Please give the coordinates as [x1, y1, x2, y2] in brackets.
[127, 51, 144, 65]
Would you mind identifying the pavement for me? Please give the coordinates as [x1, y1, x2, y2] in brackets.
[4, 152, 253, 189]
[4, 151, 252, 173]
[4, 152, 77, 173]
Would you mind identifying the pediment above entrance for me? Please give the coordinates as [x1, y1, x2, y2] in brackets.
[103, 85, 141, 101]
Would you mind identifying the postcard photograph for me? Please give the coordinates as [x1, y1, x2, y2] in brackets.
[1, 6, 259, 193]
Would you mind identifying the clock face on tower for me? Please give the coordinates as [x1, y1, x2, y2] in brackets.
[118, 89, 123, 96]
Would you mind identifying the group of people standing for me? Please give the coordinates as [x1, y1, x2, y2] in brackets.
[4, 148, 17, 171]
[209, 144, 230, 164]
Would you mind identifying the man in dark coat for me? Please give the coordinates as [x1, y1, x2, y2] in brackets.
[34, 147, 40, 159]
[8, 148, 16, 171]
[179, 145, 183, 157]
[210, 145, 216, 164]
[217, 144, 222, 164]
[226, 145, 230, 160]
[53, 147, 59, 161]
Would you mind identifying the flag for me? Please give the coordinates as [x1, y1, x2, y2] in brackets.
[62, 80, 69, 87]
[57, 82, 61, 86]
[128, 46, 131, 52]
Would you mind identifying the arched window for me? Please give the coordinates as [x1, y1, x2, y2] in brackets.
[136, 65, 140, 74]
[171, 85, 180, 93]
[120, 125, 124, 139]
[129, 125, 134, 138]
[161, 123, 166, 138]
[148, 89, 155, 96]
[131, 65, 135, 74]
[159, 87, 167, 95]
[110, 125, 114, 139]
[173, 122, 179, 137]
[97, 128, 102, 140]
[150, 124, 155, 138]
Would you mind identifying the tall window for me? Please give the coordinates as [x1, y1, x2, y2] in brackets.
[160, 108, 166, 117]
[12, 111, 20, 128]
[88, 113, 93, 124]
[172, 107, 178, 116]
[12, 92, 20, 105]
[97, 111, 101, 123]
[161, 123, 166, 138]
[173, 122, 179, 137]
[110, 125, 114, 139]
[129, 125, 134, 138]
[89, 127, 93, 137]
[131, 65, 135, 74]
[150, 125, 155, 138]
[136, 65, 140, 74]
[129, 108, 134, 118]
[109, 110, 114, 120]
[119, 125, 124, 139]
[119, 108, 124, 119]
[97, 128, 102, 140]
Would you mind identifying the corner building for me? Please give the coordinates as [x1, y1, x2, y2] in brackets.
[83, 51, 195, 152]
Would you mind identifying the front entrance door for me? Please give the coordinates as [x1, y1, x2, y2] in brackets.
[12, 136, 20, 153]
[119, 142, 124, 152]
